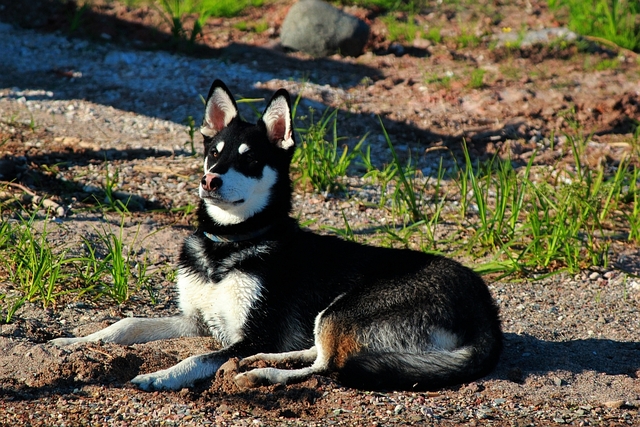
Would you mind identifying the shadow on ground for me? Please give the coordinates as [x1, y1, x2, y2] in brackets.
[495, 333, 640, 381]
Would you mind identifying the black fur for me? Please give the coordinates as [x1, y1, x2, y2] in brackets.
[185, 80, 502, 390]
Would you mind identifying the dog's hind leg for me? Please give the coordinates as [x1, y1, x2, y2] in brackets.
[234, 310, 363, 388]
[238, 347, 318, 367]
[50, 316, 204, 346]
[234, 347, 320, 388]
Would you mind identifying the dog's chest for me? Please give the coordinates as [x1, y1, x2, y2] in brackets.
[177, 269, 263, 345]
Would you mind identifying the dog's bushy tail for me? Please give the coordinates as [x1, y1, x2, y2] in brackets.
[337, 345, 499, 391]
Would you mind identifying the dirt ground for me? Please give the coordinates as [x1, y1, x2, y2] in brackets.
[0, 0, 639, 425]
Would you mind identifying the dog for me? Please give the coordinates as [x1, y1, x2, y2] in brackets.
[51, 80, 502, 391]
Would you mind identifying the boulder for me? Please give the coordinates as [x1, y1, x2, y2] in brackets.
[280, 0, 369, 57]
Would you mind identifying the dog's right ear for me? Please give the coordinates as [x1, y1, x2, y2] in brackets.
[261, 89, 294, 151]
[201, 80, 239, 138]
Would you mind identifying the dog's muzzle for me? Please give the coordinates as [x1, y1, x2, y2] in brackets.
[201, 173, 222, 192]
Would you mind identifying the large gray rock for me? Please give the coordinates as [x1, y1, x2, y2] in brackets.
[280, 0, 370, 57]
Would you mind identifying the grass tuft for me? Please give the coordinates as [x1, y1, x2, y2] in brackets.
[548, 0, 640, 52]
[293, 108, 366, 194]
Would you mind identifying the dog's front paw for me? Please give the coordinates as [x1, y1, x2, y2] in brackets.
[131, 369, 189, 391]
[234, 370, 264, 389]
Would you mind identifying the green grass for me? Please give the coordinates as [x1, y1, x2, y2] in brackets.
[0, 213, 71, 320]
[453, 27, 482, 49]
[0, 210, 156, 322]
[584, 56, 621, 71]
[155, 0, 264, 44]
[469, 69, 486, 89]
[424, 26, 443, 44]
[100, 164, 131, 213]
[234, 20, 269, 33]
[336, 0, 425, 12]
[292, 108, 366, 194]
[548, 0, 640, 52]
[424, 71, 455, 89]
[79, 218, 148, 304]
[318, 117, 639, 278]
[381, 15, 420, 43]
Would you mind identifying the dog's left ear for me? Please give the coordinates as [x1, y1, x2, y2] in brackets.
[261, 89, 295, 150]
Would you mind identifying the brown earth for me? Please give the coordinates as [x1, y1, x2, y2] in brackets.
[0, 0, 639, 425]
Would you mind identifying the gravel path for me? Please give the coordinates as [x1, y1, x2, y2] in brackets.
[1, 1, 639, 425]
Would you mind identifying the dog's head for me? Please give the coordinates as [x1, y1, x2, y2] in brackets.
[198, 80, 295, 226]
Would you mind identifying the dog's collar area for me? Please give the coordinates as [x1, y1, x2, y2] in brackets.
[202, 225, 273, 243]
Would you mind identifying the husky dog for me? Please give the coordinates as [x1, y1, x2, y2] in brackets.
[52, 80, 502, 391]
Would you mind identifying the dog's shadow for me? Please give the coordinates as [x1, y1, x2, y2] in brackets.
[492, 333, 640, 382]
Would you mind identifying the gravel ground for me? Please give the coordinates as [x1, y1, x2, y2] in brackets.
[1, 0, 639, 425]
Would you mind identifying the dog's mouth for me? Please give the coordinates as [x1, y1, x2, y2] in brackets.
[200, 193, 245, 206]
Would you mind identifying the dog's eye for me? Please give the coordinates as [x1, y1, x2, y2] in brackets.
[211, 149, 219, 158]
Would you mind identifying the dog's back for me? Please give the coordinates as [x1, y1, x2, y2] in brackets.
[243, 229, 502, 390]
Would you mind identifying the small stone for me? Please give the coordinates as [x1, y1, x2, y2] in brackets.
[603, 400, 625, 409]
[217, 404, 231, 413]
[589, 272, 601, 280]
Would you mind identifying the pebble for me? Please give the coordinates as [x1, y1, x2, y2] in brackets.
[603, 400, 625, 409]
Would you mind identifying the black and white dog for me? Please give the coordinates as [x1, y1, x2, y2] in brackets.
[52, 80, 502, 391]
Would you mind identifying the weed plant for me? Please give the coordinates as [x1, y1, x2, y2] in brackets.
[469, 69, 486, 89]
[100, 164, 130, 213]
[454, 27, 482, 48]
[157, 0, 263, 45]
[82, 218, 143, 304]
[0, 212, 76, 321]
[424, 26, 443, 44]
[381, 15, 420, 43]
[293, 109, 366, 194]
[0, 211, 155, 322]
[337, 0, 426, 12]
[548, 0, 640, 52]
[303, 116, 638, 277]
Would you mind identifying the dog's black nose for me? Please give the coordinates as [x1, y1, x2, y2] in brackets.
[201, 173, 222, 192]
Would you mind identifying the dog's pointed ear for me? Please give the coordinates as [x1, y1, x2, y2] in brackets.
[201, 80, 238, 138]
[261, 89, 295, 150]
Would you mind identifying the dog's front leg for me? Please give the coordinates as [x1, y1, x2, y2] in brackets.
[50, 316, 204, 346]
[131, 350, 228, 391]
[131, 342, 255, 391]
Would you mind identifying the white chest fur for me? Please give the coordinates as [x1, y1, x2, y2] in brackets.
[177, 269, 263, 345]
